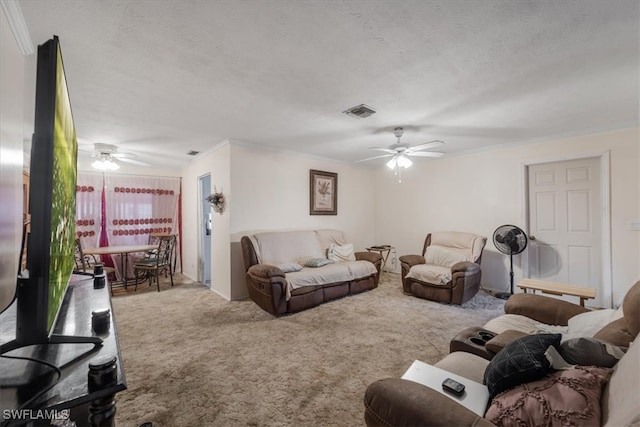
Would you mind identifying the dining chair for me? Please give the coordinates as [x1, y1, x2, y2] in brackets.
[74, 238, 117, 293]
[133, 235, 175, 291]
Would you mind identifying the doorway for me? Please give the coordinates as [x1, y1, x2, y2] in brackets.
[523, 152, 611, 308]
[198, 174, 212, 288]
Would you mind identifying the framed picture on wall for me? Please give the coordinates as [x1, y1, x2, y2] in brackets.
[310, 169, 337, 215]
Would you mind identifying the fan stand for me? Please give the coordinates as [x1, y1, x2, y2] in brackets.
[496, 252, 515, 300]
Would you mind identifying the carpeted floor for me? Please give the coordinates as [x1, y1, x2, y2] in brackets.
[111, 273, 504, 427]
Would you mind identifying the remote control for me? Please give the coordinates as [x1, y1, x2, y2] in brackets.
[442, 377, 465, 396]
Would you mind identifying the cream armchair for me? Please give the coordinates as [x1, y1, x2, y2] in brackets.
[400, 231, 487, 305]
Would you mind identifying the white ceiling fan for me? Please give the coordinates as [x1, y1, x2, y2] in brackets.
[82, 143, 151, 171]
[356, 127, 445, 182]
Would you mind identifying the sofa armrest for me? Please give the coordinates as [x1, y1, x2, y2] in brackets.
[451, 261, 481, 275]
[247, 264, 286, 279]
[364, 378, 494, 427]
[504, 293, 589, 326]
[399, 254, 425, 268]
[356, 251, 383, 268]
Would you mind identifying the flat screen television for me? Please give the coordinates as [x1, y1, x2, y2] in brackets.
[0, 36, 101, 354]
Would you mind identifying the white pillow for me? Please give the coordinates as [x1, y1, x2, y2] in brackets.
[424, 245, 469, 268]
[327, 243, 356, 262]
[563, 308, 617, 342]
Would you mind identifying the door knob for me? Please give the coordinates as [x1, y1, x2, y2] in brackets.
[529, 235, 536, 241]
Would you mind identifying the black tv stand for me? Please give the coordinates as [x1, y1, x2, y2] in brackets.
[0, 275, 126, 427]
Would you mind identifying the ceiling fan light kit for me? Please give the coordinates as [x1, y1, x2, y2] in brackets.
[357, 127, 444, 183]
[91, 156, 120, 171]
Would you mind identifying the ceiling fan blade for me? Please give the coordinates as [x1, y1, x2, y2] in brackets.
[369, 147, 398, 154]
[355, 154, 394, 163]
[112, 152, 139, 159]
[406, 151, 445, 158]
[407, 140, 445, 152]
[117, 157, 151, 166]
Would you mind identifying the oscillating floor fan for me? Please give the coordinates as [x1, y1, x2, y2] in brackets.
[493, 225, 528, 300]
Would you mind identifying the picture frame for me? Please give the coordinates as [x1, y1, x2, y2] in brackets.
[310, 169, 337, 215]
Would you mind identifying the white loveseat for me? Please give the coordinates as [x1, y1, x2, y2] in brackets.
[240, 229, 382, 316]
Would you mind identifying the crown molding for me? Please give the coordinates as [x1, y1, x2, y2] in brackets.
[1, 0, 34, 56]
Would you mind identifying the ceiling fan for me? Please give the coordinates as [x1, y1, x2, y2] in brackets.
[82, 143, 151, 170]
[356, 127, 445, 182]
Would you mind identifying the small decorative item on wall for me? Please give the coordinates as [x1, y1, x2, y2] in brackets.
[310, 169, 337, 215]
[207, 187, 225, 214]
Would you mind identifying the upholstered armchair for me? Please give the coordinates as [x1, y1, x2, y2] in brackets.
[400, 231, 487, 305]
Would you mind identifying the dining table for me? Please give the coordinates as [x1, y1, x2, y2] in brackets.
[84, 244, 157, 288]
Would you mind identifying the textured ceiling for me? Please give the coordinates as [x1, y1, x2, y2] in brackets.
[17, 0, 640, 171]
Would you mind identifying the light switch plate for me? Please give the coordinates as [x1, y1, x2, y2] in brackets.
[628, 221, 640, 231]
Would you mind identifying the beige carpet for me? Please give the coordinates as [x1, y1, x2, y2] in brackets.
[111, 273, 504, 427]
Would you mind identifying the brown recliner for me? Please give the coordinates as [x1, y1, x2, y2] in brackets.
[400, 231, 487, 305]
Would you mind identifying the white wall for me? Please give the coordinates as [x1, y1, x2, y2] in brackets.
[181, 142, 231, 299]
[375, 128, 640, 305]
[180, 142, 377, 300]
[0, 10, 26, 310]
[228, 143, 377, 299]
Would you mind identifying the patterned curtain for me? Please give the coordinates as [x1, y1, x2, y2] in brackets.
[75, 172, 181, 280]
[75, 173, 104, 252]
[104, 174, 181, 278]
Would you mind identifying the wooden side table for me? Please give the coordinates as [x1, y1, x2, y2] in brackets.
[366, 245, 394, 272]
[517, 278, 596, 307]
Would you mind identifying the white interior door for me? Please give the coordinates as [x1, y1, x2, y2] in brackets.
[527, 157, 604, 307]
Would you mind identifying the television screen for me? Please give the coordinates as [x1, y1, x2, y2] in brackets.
[46, 42, 78, 331]
[14, 35, 78, 345]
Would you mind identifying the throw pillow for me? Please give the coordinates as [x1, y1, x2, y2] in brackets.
[327, 243, 356, 262]
[484, 333, 561, 399]
[560, 337, 627, 368]
[303, 258, 333, 268]
[485, 366, 612, 427]
[563, 308, 616, 342]
[276, 263, 303, 273]
[424, 245, 469, 268]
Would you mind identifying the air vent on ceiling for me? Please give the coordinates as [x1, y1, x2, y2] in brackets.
[187, 150, 200, 156]
[343, 104, 376, 119]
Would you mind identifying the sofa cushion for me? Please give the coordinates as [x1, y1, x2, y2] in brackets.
[560, 337, 627, 368]
[406, 264, 452, 286]
[285, 261, 377, 300]
[485, 366, 612, 427]
[429, 231, 485, 263]
[315, 229, 348, 253]
[424, 245, 469, 268]
[434, 351, 489, 384]
[484, 333, 561, 399]
[252, 230, 324, 265]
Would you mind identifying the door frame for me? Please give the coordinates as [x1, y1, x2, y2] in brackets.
[521, 150, 612, 308]
[197, 173, 212, 286]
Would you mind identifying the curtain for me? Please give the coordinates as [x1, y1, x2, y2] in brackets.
[75, 172, 181, 281]
[104, 174, 181, 279]
[75, 173, 104, 253]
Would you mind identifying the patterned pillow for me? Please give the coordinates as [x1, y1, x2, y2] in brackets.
[303, 258, 333, 268]
[485, 366, 612, 427]
[484, 333, 561, 399]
